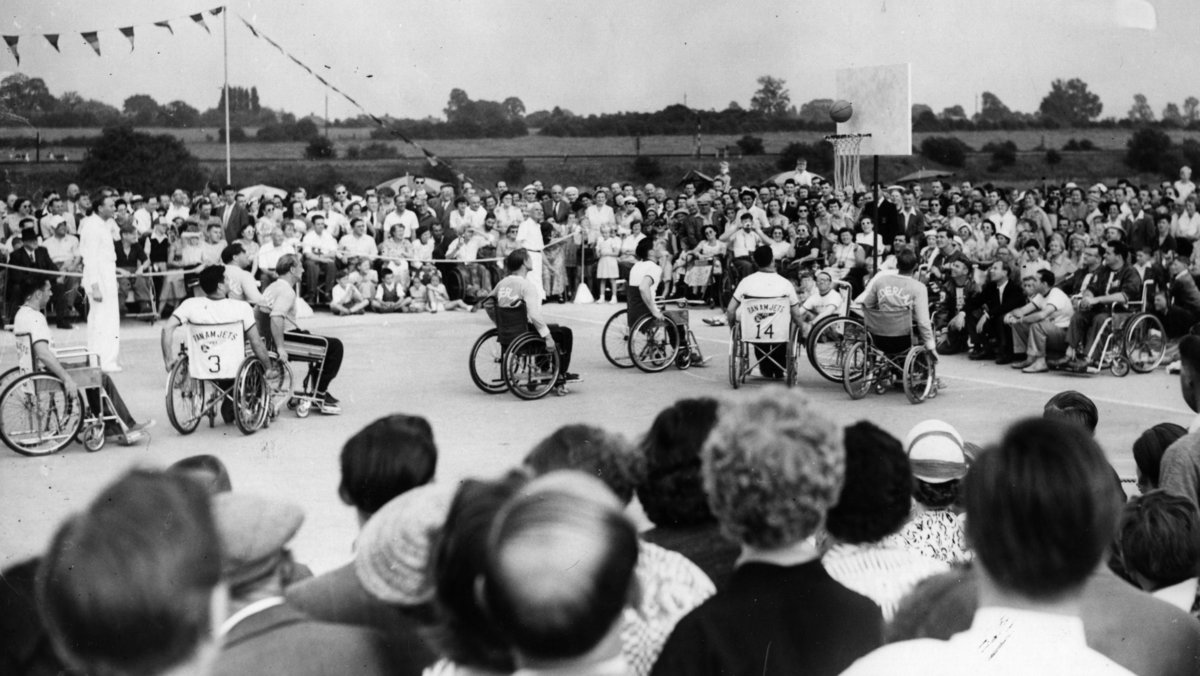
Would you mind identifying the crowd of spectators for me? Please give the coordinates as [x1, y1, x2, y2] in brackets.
[8, 347, 1200, 674]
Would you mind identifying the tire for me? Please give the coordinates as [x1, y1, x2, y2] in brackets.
[166, 357, 205, 435]
[903, 347, 937, 404]
[601, 309, 634, 368]
[505, 333, 560, 400]
[0, 373, 84, 456]
[82, 422, 106, 452]
[233, 359, 271, 434]
[0, 366, 20, 394]
[469, 328, 507, 394]
[786, 326, 799, 388]
[296, 399, 312, 417]
[629, 316, 681, 373]
[842, 342, 873, 400]
[1110, 356, 1131, 377]
[728, 323, 743, 389]
[807, 316, 867, 383]
[266, 355, 293, 419]
[1123, 313, 1166, 373]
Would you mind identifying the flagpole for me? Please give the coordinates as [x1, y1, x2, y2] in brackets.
[223, 5, 231, 184]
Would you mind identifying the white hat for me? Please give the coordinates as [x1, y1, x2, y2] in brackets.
[905, 419, 967, 483]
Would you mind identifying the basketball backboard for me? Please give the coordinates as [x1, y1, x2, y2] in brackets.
[836, 63, 912, 157]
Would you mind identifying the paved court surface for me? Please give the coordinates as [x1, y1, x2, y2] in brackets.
[1, 303, 1190, 573]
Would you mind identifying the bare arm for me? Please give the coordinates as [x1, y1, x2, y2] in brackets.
[32, 341, 78, 399]
[639, 276, 662, 320]
[270, 315, 289, 362]
[246, 325, 271, 364]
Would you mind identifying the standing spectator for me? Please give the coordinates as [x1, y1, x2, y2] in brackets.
[891, 419, 972, 565]
[1156, 254, 1200, 339]
[7, 226, 60, 325]
[78, 194, 121, 371]
[1118, 491, 1200, 616]
[844, 418, 1134, 675]
[1134, 423, 1188, 494]
[516, 203, 548, 300]
[37, 470, 224, 676]
[1043, 390, 1100, 435]
[221, 185, 253, 243]
[653, 388, 882, 676]
[1160, 336, 1200, 505]
[1175, 166, 1197, 204]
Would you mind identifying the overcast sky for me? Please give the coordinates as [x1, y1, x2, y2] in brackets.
[2, 0, 1193, 123]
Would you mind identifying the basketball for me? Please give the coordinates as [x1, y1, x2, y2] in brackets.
[829, 100, 853, 123]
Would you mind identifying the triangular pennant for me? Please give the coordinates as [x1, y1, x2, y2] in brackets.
[43, 34, 59, 52]
[190, 13, 211, 34]
[119, 27, 135, 51]
[423, 149, 440, 167]
[81, 31, 101, 56]
[154, 20, 174, 35]
[239, 17, 258, 37]
[209, 6, 224, 16]
[2, 36, 18, 65]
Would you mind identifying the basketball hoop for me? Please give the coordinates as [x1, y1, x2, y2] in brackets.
[825, 133, 871, 193]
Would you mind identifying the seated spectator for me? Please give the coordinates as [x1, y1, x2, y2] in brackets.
[1133, 423, 1188, 494]
[482, 471, 641, 675]
[891, 419, 972, 565]
[212, 492, 406, 676]
[843, 418, 1135, 675]
[1155, 253, 1200, 338]
[936, 258, 981, 355]
[331, 268, 369, 315]
[427, 270, 472, 312]
[823, 421, 949, 621]
[653, 387, 882, 676]
[37, 470, 223, 676]
[168, 453, 233, 494]
[0, 557, 70, 675]
[636, 398, 740, 589]
[965, 260, 1025, 364]
[1004, 268, 1074, 373]
[371, 268, 409, 313]
[1043, 389, 1099, 435]
[1119, 491, 1200, 616]
[524, 424, 715, 675]
[798, 270, 842, 340]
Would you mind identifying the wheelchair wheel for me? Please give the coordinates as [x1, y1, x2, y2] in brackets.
[601, 309, 634, 368]
[81, 421, 106, 452]
[903, 347, 938, 404]
[808, 316, 868, 383]
[0, 373, 84, 456]
[1123, 313, 1166, 373]
[504, 333, 561, 400]
[629, 316, 681, 373]
[469, 328, 507, 394]
[786, 327, 799, 388]
[233, 359, 271, 434]
[265, 355, 293, 419]
[728, 323, 745, 389]
[296, 399, 312, 417]
[842, 342, 874, 400]
[0, 366, 20, 394]
[166, 358, 206, 435]
[1110, 356, 1131, 377]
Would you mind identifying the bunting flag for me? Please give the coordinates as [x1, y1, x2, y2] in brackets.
[2, 36, 18, 65]
[209, 7, 224, 16]
[154, 20, 174, 35]
[190, 13, 211, 34]
[81, 31, 101, 56]
[119, 26, 135, 51]
[422, 149, 440, 167]
[43, 34, 60, 52]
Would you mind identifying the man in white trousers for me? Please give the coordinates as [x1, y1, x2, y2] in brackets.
[516, 200, 547, 300]
[79, 194, 121, 371]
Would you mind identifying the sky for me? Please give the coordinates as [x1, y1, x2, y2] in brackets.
[1, 0, 1195, 124]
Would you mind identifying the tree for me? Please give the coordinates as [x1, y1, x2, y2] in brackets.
[940, 105, 967, 120]
[123, 94, 162, 125]
[1125, 127, 1171, 172]
[725, 100, 743, 112]
[79, 126, 204, 192]
[797, 98, 835, 123]
[736, 135, 765, 155]
[304, 136, 336, 160]
[0, 74, 56, 118]
[1038, 78, 1102, 126]
[920, 137, 971, 168]
[250, 86, 260, 113]
[1185, 97, 1200, 123]
[1128, 94, 1155, 123]
[160, 100, 200, 128]
[502, 96, 525, 121]
[444, 88, 471, 121]
[1163, 103, 1184, 126]
[977, 92, 1013, 124]
[750, 76, 790, 118]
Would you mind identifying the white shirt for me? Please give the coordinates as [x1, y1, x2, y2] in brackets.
[301, 229, 338, 258]
[801, 287, 842, 316]
[516, 218, 545, 253]
[733, 271, 799, 305]
[1151, 577, 1198, 612]
[132, 208, 153, 236]
[257, 241, 295, 273]
[14, 304, 52, 347]
[629, 260, 662, 291]
[43, 234, 80, 267]
[1033, 286, 1074, 329]
[338, 232, 378, 258]
[78, 214, 117, 289]
[165, 203, 190, 223]
[224, 266, 262, 303]
[383, 209, 419, 240]
[1173, 210, 1200, 241]
[171, 296, 257, 330]
[843, 607, 1134, 676]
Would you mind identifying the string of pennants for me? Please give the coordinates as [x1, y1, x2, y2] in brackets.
[2, 7, 225, 62]
[235, 15, 470, 183]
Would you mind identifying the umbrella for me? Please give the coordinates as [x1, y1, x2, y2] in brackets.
[768, 170, 824, 187]
[676, 169, 714, 191]
[376, 174, 445, 195]
[894, 168, 954, 184]
[238, 184, 287, 202]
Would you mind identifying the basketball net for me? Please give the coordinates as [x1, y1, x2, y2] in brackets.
[825, 133, 870, 193]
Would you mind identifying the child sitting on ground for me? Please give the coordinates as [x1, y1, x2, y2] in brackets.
[348, 257, 378, 300]
[427, 270, 472, 313]
[408, 273, 429, 313]
[330, 268, 369, 315]
[371, 268, 408, 313]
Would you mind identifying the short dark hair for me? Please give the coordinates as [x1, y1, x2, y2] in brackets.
[752, 245, 774, 268]
[38, 470, 221, 675]
[634, 237, 654, 261]
[198, 265, 225, 294]
[524, 425, 643, 505]
[220, 242, 245, 264]
[636, 398, 719, 528]
[826, 421, 913, 544]
[1043, 390, 1098, 434]
[19, 276, 50, 302]
[275, 253, 299, 276]
[1036, 268, 1056, 287]
[1132, 423, 1187, 492]
[1105, 240, 1128, 259]
[1119, 490, 1200, 589]
[896, 249, 919, 273]
[1180, 334, 1200, 375]
[965, 418, 1119, 600]
[168, 454, 233, 494]
[505, 249, 528, 273]
[339, 415, 437, 516]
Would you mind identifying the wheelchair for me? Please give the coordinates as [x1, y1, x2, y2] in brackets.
[469, 298, 562, 400]
[0, 335, 126, 455]
[627, 306, 705, 373]
[165, 322, 273, 435]
[1067, 280, 1166, 377]
[841, 307, 939, 405]
[728, 296, 800, 388]
[804, 281, 865, 382]
[254, 312, 330, 417]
